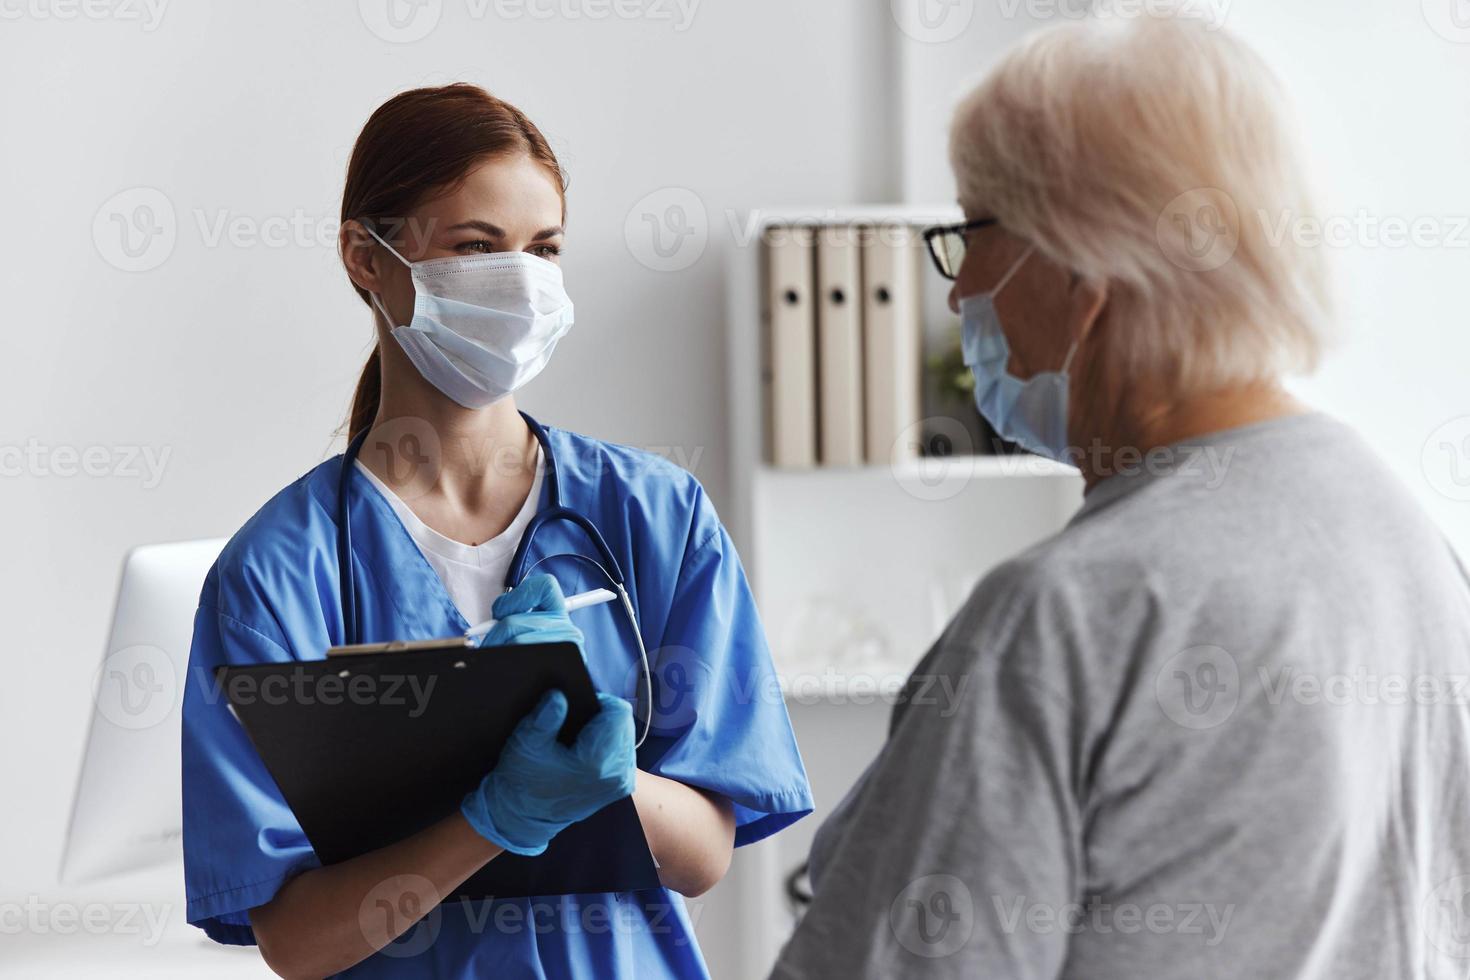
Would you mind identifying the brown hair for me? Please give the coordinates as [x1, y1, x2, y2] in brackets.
[340, 83, 566, 440]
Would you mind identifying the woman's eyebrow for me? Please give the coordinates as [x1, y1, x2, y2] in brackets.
[445, 220, 563, 240]
[447, 219, 506, 237]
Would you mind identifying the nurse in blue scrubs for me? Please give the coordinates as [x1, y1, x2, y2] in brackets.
[180, 83, 812, 979]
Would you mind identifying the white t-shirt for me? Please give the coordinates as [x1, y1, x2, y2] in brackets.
[355, 449, 544, 629]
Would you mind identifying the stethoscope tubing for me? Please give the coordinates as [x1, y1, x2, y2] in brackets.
[337, 413, 652, 746]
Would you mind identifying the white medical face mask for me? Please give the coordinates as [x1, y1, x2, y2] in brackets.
[959, 246, 1080, 464]
[365, 225, 575, 409]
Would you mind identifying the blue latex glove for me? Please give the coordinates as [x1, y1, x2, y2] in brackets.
[478, 574, 585, 653]
[461, 690, 636, 855]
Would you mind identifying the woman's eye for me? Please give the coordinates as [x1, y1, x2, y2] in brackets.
[458, 239, 497, 254]
[530, 244, 562, 260]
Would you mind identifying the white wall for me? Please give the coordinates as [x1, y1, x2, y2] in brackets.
[0, 1, 898, 972]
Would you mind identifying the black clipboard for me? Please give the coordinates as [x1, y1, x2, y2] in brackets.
[215, 641, 660, 900]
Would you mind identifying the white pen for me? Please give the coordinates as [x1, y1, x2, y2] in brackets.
[463, 587, 618, 639]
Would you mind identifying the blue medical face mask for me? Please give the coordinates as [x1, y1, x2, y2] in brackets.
[958, 246, 1080, 464]
[365, 225, 575, 409]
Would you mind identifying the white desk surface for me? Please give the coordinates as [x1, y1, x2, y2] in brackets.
[1, 864, 273, 978]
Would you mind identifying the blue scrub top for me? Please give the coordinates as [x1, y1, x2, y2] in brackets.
[181, 423, 813, 978]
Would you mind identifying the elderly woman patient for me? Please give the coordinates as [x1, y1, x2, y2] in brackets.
[772, 12, 1470, 980]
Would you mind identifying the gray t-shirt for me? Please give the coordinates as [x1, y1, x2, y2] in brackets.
[771, 413, 1470, 979]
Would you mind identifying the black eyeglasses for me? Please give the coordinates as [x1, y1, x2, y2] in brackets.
[922, 218, 998, 280]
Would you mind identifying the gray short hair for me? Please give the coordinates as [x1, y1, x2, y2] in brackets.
[950, 12, 1331, 392]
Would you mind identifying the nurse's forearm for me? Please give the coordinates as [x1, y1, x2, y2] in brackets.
[249, 811, 501, 980]
[632, 770, 736, 897]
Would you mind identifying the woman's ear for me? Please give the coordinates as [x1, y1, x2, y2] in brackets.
[339, 219, 385, 297]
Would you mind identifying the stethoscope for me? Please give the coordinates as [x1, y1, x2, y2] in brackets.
[337, 411, 653, 746]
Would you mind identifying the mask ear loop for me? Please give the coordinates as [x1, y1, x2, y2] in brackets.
[995, 244, 1082, 376]
[516, 552, 654, 750]
[1059, 338, 1082, 375]
[989, 244, 1036, 298]
[362, 222, 414, 267]
[360, 222, 414, 332]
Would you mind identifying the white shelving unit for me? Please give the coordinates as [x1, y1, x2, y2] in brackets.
[718, 205, 1085, 976]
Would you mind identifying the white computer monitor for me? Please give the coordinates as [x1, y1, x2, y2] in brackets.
[59, 538, 227, 885]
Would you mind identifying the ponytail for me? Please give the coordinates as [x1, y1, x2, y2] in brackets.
[348, 346, 382, 442]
